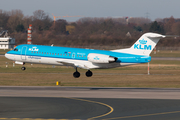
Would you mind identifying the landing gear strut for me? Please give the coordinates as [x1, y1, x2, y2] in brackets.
[86, 70, 93, 77]
[73, 67, 80, 78]
[21, 62, 26, 71]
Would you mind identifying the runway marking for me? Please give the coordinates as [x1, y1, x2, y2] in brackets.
[102, 110, 180, 120]
[0, 98, 113, 120]
[0, 119, 79, 120]
[64, 97, 114, 120]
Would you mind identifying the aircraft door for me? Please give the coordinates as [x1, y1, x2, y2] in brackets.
[72, 52, 76, 59]
[21, 46, 27, 60]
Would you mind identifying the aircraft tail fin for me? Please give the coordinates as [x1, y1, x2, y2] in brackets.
[112, 33, 167, 56]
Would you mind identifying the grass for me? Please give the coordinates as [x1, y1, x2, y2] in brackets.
[150, 50, 180, 57]
[1, 50, 180, 88]
[1, 57, 180, 88]
[0, 67, 180, 87]
[150, 60, 180, 65]
[0, 49, 9, 55]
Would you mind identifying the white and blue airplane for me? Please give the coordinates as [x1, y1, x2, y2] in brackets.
[5, 33, 167, 78]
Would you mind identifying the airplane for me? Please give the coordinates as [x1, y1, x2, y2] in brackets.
[5, 32, 168, 78]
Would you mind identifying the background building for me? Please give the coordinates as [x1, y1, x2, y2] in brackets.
[0, 30, 15, 49]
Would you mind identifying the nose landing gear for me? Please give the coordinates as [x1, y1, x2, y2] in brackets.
[21, 62, 26, 71]
[21, 66, 26, 71]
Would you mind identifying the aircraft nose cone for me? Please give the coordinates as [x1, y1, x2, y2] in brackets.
[5, 53, 8, 58]
[5, 53, 15, 60]
[5, 53, 10, 59]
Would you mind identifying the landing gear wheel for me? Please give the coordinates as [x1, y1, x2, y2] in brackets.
[73, 71, 80, 78]
[86, 70, 93, 77]
[21, 67, 26, 71]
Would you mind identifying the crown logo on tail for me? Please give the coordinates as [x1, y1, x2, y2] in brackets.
[139, 39, 147, 44]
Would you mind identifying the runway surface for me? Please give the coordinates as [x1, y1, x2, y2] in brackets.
[1, 86, 180, 120]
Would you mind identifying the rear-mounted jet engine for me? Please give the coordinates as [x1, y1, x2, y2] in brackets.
[88, 53, 117, 63]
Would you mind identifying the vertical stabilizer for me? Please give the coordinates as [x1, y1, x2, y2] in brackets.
[112, 33, 166, 56]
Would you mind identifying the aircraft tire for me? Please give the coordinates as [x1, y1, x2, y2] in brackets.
[73, 71, 80, 78]
[21, 67, 26, 71]
[86, 70, 93, 77]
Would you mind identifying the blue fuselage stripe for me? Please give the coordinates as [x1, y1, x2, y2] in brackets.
[7, 44, 151, 63]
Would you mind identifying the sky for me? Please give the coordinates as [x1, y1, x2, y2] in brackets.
[0, 0, 180, 22]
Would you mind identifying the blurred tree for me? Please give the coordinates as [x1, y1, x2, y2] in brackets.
[134, 26, 142, 32]
[51, 19, 67, 34]
[32, 10, 52, 32]
[149, 21, 164, 34]
[0, 9, 9, 29]
[16, 24, 25, 32]
[172, 22, 180, 35]
[129, 17, 151, 25]
[1, 10, 180, 47]
[7, 9, 24, 32]
[23, 16, 33, 30]
[163, 16, 175, 34]
[33, 10, 46, 20]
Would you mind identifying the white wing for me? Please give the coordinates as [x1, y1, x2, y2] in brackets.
[57, 60, 89, 69]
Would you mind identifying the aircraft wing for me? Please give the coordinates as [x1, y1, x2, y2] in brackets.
[57, 60, 89, 69]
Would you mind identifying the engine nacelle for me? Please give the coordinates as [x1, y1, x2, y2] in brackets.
[88, 53, 117, 63]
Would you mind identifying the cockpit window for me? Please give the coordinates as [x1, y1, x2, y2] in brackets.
[14, 48, 18, 51]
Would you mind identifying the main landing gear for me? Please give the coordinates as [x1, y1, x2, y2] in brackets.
[73, 68, 80, 78]
[86, 70, 93, 77]
[73, 68, 93, 78]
